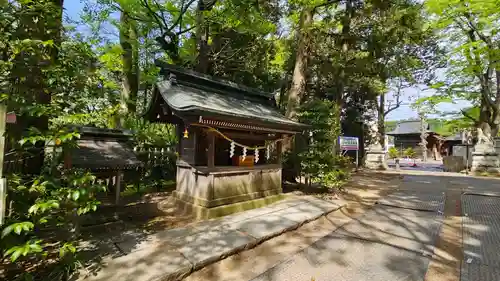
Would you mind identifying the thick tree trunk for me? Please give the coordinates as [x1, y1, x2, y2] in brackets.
[195, 1, 210, 74]
[10, 0, 63, 174]
[285, 8, 313, 122]
[378, 94, 386, 148]
[281, 8, 313, 182]
[120, 11, 139, 115]
[493, 69, 500, 136]
[335, 0, 353, 114]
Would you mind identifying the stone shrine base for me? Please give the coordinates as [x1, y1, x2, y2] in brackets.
[442, 156, 465, 172]
[174, 163, 284, 219]
[470, 152, 500, 174]
[174, 193, 286, 219]
[365, 150, 388, 170]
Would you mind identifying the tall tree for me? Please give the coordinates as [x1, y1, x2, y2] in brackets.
[365, 1, 439, 147]
[425, 0, 500, 137]
[119, 10, 139, 114]
[5, 0, 64, 172]
[285, 7, 313, 121]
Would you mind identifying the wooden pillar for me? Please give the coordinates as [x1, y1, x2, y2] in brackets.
[277, 135, 283, 164]
[207, 131, 215, 168]
[115, 171, 122, 205]
[176, 124, 182, 155]
[180, 126, 197, 165]
[432, 142, 438, 160]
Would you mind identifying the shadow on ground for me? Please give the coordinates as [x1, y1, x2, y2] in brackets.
[75, 171, 500, 281]
[188, 171, 500, 281]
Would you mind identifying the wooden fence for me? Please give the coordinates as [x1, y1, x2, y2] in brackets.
[133, 146, 176, 167]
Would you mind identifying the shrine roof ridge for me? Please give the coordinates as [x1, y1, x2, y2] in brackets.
[155, 61, 274, 99]
[66, 125, 134, 140]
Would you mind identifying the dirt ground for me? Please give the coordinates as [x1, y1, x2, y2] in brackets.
[424, 182, 463, 281]
[86, 170, 401, 237]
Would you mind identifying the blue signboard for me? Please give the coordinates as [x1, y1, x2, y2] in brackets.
[339, 136, 359, 151]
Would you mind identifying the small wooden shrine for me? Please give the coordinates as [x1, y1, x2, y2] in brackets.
[145, 62, 308, 218]
[63, 126, 143, 205]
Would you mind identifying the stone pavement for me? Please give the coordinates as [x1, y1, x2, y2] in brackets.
[249, 176, 446, 281]
[77, 195, 346, 281]
[247, 173, 500, 281]
[78, 172, 500, 281]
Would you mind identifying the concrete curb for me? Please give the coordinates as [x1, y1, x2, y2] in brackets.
[80, 198, 347, 281]
[462, 191, 500, 197]
[182, 202, 346, 278]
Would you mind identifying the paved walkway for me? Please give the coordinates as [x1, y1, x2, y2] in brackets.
[246, 174, 500, 281]
[78, 172, 500, 281]
[77, 196, 346, 281]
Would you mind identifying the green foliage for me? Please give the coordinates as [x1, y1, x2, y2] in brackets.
[388, 147, 399, 159]
[2, 154, 106, 278]
[123, 117, 177, 147]
[403, 147, 416, 159]
[297, 99, 340, 176]
[322, 168, 350, 190]
[0, 0, 447, 278]
[4, 240, 43, 262]
[1, 1, 109, 279]
[422, 0, 500, 134]
[296, 99, 351, 187]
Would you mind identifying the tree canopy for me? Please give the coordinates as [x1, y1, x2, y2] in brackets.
[420, 0, 500, 136]
[0, 0, 464, 279]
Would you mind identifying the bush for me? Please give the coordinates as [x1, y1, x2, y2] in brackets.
[1, 128, 106, 280]
[323, 169, 350, 190]
[296, 99, 341, 181]
[388, 147, 399, 159]
[404, 147, 416, 158]
[334, 155, 354, 169]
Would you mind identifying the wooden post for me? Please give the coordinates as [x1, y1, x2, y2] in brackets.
[0, 105, 6, 225]
[207, 131, 215, 168]
[115, 171, 122, 205]
[180, 126, 197, 165]
[277, 136, 283, 165]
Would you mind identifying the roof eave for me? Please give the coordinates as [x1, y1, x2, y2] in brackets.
[173, 109, 309, 133]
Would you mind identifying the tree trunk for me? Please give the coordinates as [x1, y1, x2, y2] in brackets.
[335, 0, 353, 114]
[195, 1, 210, 74]
[120, 11, 139, 115]
[285, 8, 313, 122]
[492, 69, 500, 136]
[281, 8, 313, 181]
[419, 112, 428, 161]
[378, 94, 386, 148]
[10, 0, 64, 174]
[479, 91, 494, 137]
